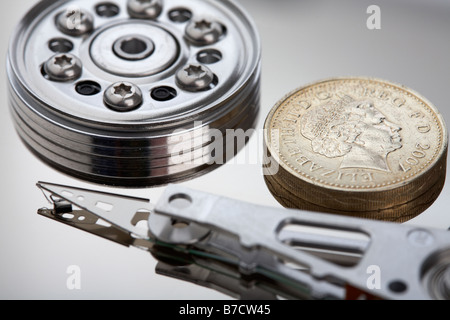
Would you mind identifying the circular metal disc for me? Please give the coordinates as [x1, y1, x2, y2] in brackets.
[7, 0, 261, 187]
[264, 77, 448, 222]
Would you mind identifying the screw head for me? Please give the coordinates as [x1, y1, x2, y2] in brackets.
[185, 18, 224, 46]
[127, 0, 163, 20]
[104, 82, 143, 112]
[44, 53, 83, 82]
[56, 7, 94, 36]
[176, 64, 215, 92]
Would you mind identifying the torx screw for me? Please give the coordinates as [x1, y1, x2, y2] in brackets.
[176, 64, 215, 92]
[44, 53, 83, 82]
[104, 82, 143, 112]
[185, 18, 224, 46]
[127, 0, 163, 20]
[56, 7, 94, 36]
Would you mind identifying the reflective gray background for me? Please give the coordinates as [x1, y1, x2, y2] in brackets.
[1, 0, 449, 299]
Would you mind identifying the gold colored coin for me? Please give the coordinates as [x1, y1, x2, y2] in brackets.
[264, 77, 448, 221]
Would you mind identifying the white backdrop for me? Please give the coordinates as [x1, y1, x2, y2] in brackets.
[1, 0, 449, 299]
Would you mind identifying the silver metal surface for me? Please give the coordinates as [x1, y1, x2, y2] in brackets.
[185, 18, 225, 46]
[148, 212, 211, 245]
[112, 34, 155, 61]
[36, 182, 450, 300]
[7, 0, 261, 187]
[175, 63, 215, 92]
[89, 21, 180, 77]
[44, 53, 83, 82]
[421, 248, 450, 300]
[2, 0, 450, 301]
[38, 182, 151, 239]
[56, 7, 94, 36]
[127, 0, 163, 20]
[154, 185, 450, 300]
[155, 261, 279, 300]
[103, 82, 143, 112]
[445, 268, 450, 297]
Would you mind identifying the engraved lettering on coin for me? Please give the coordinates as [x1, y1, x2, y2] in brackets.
[300, 96, 402, 172]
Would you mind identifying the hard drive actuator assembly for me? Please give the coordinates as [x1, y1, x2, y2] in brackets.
[37, 182, 450, 300]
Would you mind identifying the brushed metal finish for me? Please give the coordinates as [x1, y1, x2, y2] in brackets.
[7, 0, 261, 187]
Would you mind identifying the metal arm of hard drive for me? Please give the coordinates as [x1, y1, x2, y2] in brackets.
[36, 182, 450, 300]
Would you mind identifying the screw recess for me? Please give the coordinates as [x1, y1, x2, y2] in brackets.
[176, 63, 215, 92]
[185, 18, 224, 45]
[8, 0, 261, 187]
[44, 53, 83, 82]
[56, 7, 94, 36]
[104, 82, 143, 112]
[127, 0, 163, 20]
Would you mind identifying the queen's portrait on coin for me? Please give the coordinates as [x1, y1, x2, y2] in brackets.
[300, 98, 403, 172]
